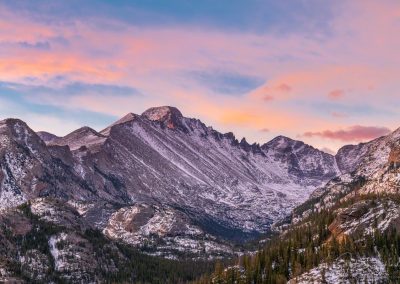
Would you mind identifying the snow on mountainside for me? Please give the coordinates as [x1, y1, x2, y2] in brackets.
[204, 125, 400, 283]
[293, 127, 400, 236]
[66, 106, 339, 236]
[48, 126, 107, 151]
[0, 119, 98, 210]
[36, 131, 59, 143]
[328, 198, 400, 240]
[336, 127, 400, 177]
[0, 106, 340, 255]
[262, 136, 339, 186]
[288, 257, 388, 284]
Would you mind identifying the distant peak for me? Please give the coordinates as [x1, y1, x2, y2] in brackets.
[100, 113, 139, 136]
[64, 126, 104, 139]
[37, 131, 59, 143]
[141, 106, 183, 129]
[261, 135, 304, 150]
[274, 135, 295, 143]
[240, 137, 248, 145]
[75, 126, 98, 134]
[0, 118, 26, 127]
[0, 118, 33, 136]
[113, 113, 138, 125]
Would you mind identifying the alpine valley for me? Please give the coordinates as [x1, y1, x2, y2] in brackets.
[1, 106, 399, 283]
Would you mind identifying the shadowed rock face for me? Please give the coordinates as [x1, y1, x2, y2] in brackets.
[328, 199, 400, 244]
[37, 131, 59, 143]
[0, 119, 98, 207]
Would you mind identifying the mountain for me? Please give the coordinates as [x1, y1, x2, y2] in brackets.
[294, 127, 400, 218]
[208, 126, 400, 283]
[0, 106, 339, 260]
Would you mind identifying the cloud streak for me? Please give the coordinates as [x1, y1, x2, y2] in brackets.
[328, 89, 345, 100]
[303, 125, 391, 142]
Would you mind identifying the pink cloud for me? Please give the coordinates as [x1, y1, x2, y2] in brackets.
[303, 125, 391, 142]
[263, 95, 274, 101]
[251, 83, 291, 102]
[277, 83, 292, 92]
[328, 89, 345, 100]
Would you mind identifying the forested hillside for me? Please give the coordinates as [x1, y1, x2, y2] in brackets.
[197, 193, 400, 283]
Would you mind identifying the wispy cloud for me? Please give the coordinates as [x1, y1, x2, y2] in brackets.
[302, 125, 391, 142]
[188, 70, 264, 95]
[18, 41, 51, 50]
[328, 89, 345, 100]
[0, 81, 140, 96]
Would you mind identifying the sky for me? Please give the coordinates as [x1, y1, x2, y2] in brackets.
[0, 0, 400, 153]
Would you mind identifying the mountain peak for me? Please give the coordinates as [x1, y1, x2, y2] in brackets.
[142, 106, 183, 121]
[141, 106, 183, 129]
[100, 113, 139, 136]
[111, 113, 138, 127]
[50, 126, 106, 151]
[262, 135, 297, 149]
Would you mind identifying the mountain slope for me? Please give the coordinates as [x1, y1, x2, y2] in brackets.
[0, 200, 215, 283]
[207, 126, 400, 283]
[42, 106, 339, 237]
[0, 119, 100, 209]
[294, 127, 400, 219]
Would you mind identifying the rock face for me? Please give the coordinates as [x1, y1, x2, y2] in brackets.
[0, 119, 98, 209]
[388, 142, 400, 169]
[36, 131, 59, 143]
[328, 199, 400, 241]
[141, 106, 184, 130]
[262, 136, 339, 185]
[0, 106, 340, 248]
[0, 200, 164, 283]
[103, 203, 232, 258]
